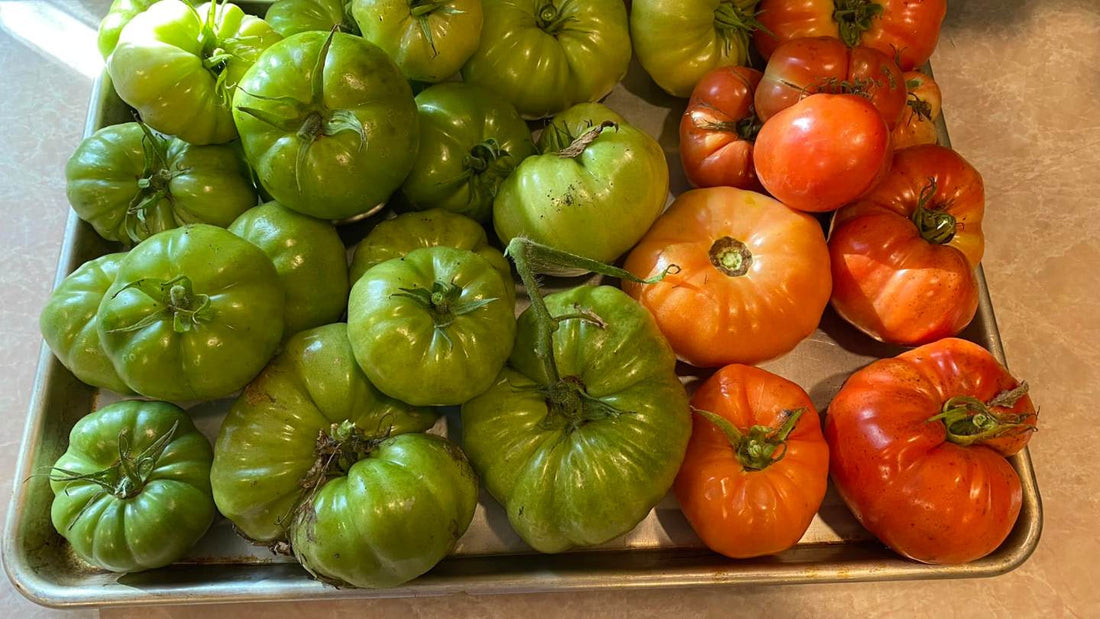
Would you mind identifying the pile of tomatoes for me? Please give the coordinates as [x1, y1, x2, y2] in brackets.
[37, 0, 1038, 590]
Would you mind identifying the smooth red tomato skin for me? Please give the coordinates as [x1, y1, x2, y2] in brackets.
[755, 37, 906, 129]
[825, 338, 1036, 564]
[676, 365, 829, 559]
[754, 94, 891, 213]
[829, 144, 984, 344]
[755, 0, 948, 71]
[679, 66, 763, 190]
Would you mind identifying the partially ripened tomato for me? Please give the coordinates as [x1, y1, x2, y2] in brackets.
[755, 36, 906, 129]
[679, 66, 763, 190]
[891, 70, 942, 150]
[754, 94, 891, 213]
[623, 187, 831, 367]
[676, 364, 829, 558]
[827, 338, 1037, 564]
[754, 0, 947, 71]
[829, 144, 984, 345]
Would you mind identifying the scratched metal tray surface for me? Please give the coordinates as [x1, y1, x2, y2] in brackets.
[4, 28, 1041, 608]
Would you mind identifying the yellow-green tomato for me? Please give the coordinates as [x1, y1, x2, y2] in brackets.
[50, 400, 215, 572]
[348, 246, 516, 406]
[232, 31, 419, 220]
[493, 103, 669, 268]
[352, 0, 483, 83]
[109, 1, 281, 145]
[265, 0, 359, 37]
[230, 202, 349, 337]
[461, 0, 631, 118]
[631, 0, 759, 97]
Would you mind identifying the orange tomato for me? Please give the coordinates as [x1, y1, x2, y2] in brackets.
[676, 364, 829, 559]
[623, 187, 831, 367]
[826, 338, 1036, 564]
[891, 70, 942, 150]
[829, 144, 984, 345]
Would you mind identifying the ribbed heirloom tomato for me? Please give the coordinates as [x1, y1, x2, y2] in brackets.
[679, 66, 763, 190]
[623, 187, 831, 367]
[676, 365, 829, 559]
[754, 0, 948, 71]
[754, 93, 891, 213]
[755, 36, 906, 129]
[826, 338, 1037, 564]
[829, 144, 984, 344]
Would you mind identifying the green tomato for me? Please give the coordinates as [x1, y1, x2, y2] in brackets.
[400, 83, 535, 222]
[493, 103, 669, 268]
[39, 253, 132, 394]
[352, 0, 483, 83]
[290, 432, 478, 588]
[97, 0, 158, 58]
[229, 202, 349, 337]
[211, 323, 436, 542]
[109, 1, 281, 146]
[97, 224, 285, 401]
[266, 0, 359, 37]
[348, 246, 515, 406]
[631, 0, 758, 97]
[461, 285, 690, 553]
[461, 0, 631, 119]
[349, 210, 511, 300]
[50, 400, 215, 572]
[65, 123, 258, 245]
[232, 31, 419, 220]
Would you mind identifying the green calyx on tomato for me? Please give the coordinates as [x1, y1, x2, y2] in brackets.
[926, 382, 1035, 447]
[910, 179, 957, 245]
[713, 1, 767, 52]
[401, 83, 535, 221]
[65, 122, 258, 245]
[391, 280, 500, 335]
[49, 401, 215, 573]
[108, 275, 213, 334]
[832, 0, 885, 48]
[693, 407, 804, 471]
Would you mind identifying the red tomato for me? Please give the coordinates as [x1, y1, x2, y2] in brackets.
[754, 94, 891, 213]
[676, 364, 829, 559]
[829, 144, 984, 344]
[754, 0, 947, 71]
[826, 338, 1037, 564]
[755, 37, 906, 129]
[679, 66, 763, 190]
[622, 187, 832, 367]
[891, 70, 942, 149]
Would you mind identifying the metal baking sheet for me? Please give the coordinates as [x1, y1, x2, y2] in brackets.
[3, 23, 1041, 607]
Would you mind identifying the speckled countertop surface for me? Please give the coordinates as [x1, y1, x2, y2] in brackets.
[1, 0, 1098, 616]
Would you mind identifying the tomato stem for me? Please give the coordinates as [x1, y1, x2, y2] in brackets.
[709, 236, 753, 277]
[910, 178, 958, 245]
[107, 275, 213, 334]
[713, 2, 766, 55]
[832, 0, 883, 48]
[49, 421, 179, 500]
[693, 407, 804, 471]
[926, 382, 1036, 446]
[504, 238, 679, 388]
[535, 1, 575, 35]
[556, 121, 617, 159]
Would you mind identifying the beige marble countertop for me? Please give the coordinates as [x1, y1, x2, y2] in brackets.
[1, 0, 1097, 616]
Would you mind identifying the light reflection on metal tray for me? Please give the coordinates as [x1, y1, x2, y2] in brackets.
[2, 28, 1041, 608]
